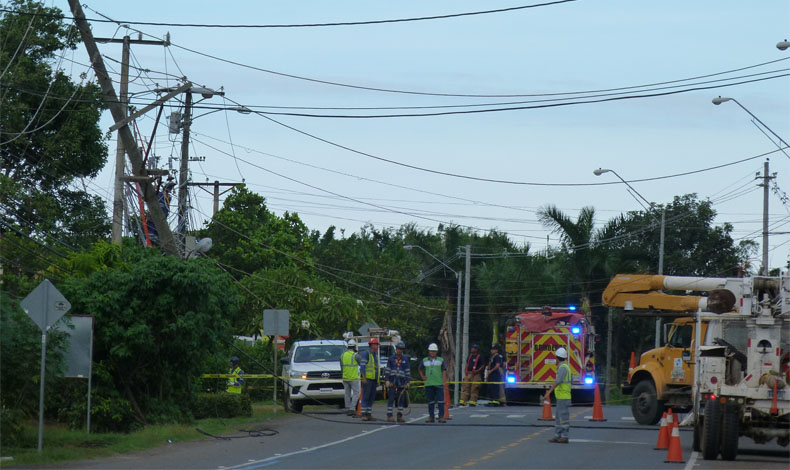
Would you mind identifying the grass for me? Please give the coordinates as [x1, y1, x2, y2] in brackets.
[0, 402, 286, 467]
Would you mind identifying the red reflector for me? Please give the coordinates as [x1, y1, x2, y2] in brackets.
[720, 397, 727, 404]
[710, 394, 716, 400]
[710, 376, 718, 384]
[748, 338, 751, 347]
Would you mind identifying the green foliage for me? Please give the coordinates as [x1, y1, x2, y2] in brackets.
[192, 393, 252, 419]
[60, 244, 242, 428]
[0, 407, 26, 447]
[0, 1, 109, 250]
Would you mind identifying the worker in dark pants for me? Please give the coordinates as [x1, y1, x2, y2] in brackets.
[545, 347, 571, 443]
[359, 337, 380, 421]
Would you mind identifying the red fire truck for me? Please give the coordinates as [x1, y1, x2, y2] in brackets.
[504, 306, 598, 404]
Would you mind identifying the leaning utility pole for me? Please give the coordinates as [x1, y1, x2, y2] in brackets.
[98, 34, 170, 244]
[759, 159, 773, 275]
[177, 91, 192, 245]
[69, 0, 179, 256]
[462, 244, 471, 367]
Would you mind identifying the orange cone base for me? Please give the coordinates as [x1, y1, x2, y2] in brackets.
[590, 383, 607, 421]
[443, 383, 452, 420]
[355, 398, 362, 417]
[664, 422, 685, 463]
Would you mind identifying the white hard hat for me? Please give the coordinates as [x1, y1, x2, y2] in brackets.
[347, 339, 356, 347]
[556, 347, 568, 359]
[428, 343, 439, 351]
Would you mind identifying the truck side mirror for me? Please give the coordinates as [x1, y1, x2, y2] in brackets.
[682, 350, 691, 362]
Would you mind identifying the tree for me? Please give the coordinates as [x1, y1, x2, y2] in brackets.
[0, 1, 110, 250]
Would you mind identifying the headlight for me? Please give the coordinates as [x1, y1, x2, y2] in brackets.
[290, 370, 305, 379]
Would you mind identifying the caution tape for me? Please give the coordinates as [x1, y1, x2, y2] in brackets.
[202, 374, 276, 379]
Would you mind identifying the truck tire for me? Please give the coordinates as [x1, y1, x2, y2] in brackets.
[631, 380, 664, 425]
[720, 403, 739, 461]
[702, 398, 721, 460]
[284, 392, 303, 413]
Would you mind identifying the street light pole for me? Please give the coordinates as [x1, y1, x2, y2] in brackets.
[403, 244, 463, 404]
[712, 97, 790, 149]
[594, 168, 666, 347]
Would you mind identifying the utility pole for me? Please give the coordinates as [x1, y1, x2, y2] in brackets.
[187, 181, 241, 215]
[759, 159, 773, 275]
[69, 0, 179, 256]
[654, 208, 665, 348]
[98, 34, 171, 244]
[606, 306, 613, 403]
[462, 244, 471, 368]
[178, 91, 192, 247]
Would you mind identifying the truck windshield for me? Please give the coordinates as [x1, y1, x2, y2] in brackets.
[293, 345, 345, 363]
[668, 325, 693, 348]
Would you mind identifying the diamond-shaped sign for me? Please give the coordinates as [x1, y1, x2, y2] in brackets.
[20, 279, 71, 331]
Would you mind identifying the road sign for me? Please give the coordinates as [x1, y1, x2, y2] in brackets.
[20, 279, 71, 331]
[263, 309, 289, 336]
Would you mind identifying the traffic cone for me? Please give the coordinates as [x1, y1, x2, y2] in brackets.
[589, 383, 606, 421]
[539, 398, 554, 420]
[355, 397, 362, 418]
[443, 380, 452, 420]
[654, 411, 669, 450]
[770, 381, 779, 415]
[664, 418, 685, 463]
[628, 352, 636, 374]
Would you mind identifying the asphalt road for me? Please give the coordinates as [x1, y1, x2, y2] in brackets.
[58, 404, 789, 470]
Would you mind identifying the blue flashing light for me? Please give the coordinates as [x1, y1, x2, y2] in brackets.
[568, 305, 577, 311]
[507, 375, 516, 384]
[571, 326, 581, 335]
[584, 376, 594, 385]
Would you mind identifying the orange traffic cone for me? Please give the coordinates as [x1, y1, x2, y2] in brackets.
[443, 381, 452, 420]
[770, 381, 779, 415]
[654, 411, 669, 450]
[664, 418, 685, 463]
[539, 398, 554, 420]
[628, 352, 637, 374]
[355, 396, 362, 418]
[589, 383, 606, 421]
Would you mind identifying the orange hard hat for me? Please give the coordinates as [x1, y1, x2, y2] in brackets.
[368, 337, 379, 345]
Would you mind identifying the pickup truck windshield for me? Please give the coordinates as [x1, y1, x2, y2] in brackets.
[293, 345, 346, 363]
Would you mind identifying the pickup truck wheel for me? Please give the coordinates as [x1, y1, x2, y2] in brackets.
[284, 392, 303, 413]
[702, 398, 721, 460]
[720, 403, 739, 461]
[631, 380, 664, 425]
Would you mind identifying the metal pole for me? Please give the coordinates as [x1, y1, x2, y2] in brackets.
[111, 36, 129, 243]
[86, 321, 93, 434]
[37, 330, 47, 452]
[213, 180, 220, 215]
[462, 245, 471, 367]
[178, 91, 192, 255]
[606, 307, 613, 403]
[454, 272, 462, 406]
[273, 336, 277, 413]
[762, 159, 770, 275]
[655, 208, 665, 348]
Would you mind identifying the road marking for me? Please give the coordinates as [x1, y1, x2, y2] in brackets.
[571, 439, 649, 445]
[227, 414, 428, 469]
[470, 414, 489, 418]
[506, 414, 525, 418]
[684, 451, 699, 470]
[621, 416, 635, 421]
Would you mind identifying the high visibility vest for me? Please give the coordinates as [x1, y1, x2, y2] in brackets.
[362, 351, 378, 380]
[227, 366, 243, 394]
[555, 362, 572, 400]
[422, 357, 444, 387]
[341, 350, 360, 381]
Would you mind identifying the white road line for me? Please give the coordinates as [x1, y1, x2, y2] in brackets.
[571, 439, 649, 445]
[228, 414, 428, 470]
[470, 414, 489, 418]
[621, 417, 635, 421]
[684, 451, 699, 470]
[506, 415, 525, 418]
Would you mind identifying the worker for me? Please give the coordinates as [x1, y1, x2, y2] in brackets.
[419, 343, 447, 423]
[545, 347, 571, 444]
[385, 341, 411, 422]
[341, 339, 361, 416]
[460, 343, 485, 406]
[358, 337, 380, 421]
[485, 344, 506, 406]
[227, 356, 244, 394]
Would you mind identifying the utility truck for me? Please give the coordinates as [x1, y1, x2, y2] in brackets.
[603, 274, 790, 460]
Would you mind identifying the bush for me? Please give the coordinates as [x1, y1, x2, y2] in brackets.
[192, 393, 252, 419]
[89, 393, 139, 433]
[0, 407, 26, 447]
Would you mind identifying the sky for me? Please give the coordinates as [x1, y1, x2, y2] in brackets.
[46, 1, 790, 272]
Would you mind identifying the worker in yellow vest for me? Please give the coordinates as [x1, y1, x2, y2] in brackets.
[544, 347, 571, 443]
[341, 340, 361, 416]
[227, 356, 244, 394]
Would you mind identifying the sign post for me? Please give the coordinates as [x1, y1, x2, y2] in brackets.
[20, 280, 71, 452]
[263, 309, 289, 412]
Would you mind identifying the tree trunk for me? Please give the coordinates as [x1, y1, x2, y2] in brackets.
[439, 309, 456, 381]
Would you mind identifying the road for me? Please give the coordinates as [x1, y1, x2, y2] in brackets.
[60, 404, 788, 470]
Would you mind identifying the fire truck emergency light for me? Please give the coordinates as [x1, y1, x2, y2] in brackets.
[571, 326, 581, 335]
[584, 376, 594, 385]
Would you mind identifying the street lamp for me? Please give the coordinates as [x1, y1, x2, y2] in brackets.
[778, 39, 790, 51]
[712, 97, 790, 149]
[594, 168, 666, 348]
[404, 244, 463, 406]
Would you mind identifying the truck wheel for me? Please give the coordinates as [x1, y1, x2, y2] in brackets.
[720, 404, 739, 461]
[284, 392, 303, 413]
[631, 380, 664, 425]
[701, 399, 721, 460]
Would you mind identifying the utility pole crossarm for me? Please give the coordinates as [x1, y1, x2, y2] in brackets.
[68, 0, 179, 256]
